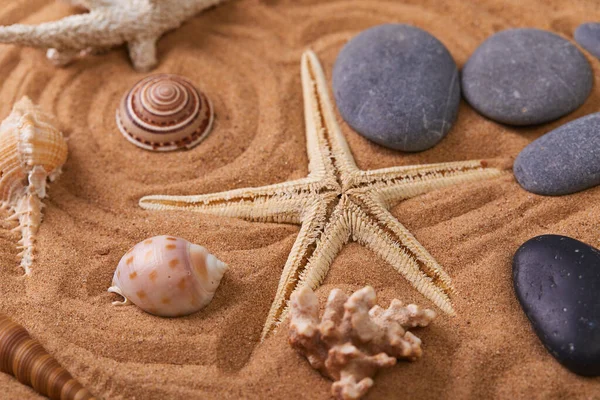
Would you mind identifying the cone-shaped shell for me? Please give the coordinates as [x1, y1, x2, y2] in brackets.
[0, 314, 95, 400]
[108, 236, 227, 317]
[116, 74, 214, 151]
[0, 97, 68, 205]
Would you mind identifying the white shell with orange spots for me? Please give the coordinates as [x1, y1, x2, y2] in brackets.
[108, 235, 227, 317]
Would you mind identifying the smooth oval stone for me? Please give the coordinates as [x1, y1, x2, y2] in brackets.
[514, 112, 600, 196]
[333, 24, 460, 152]
[575, 23, 600, 60]
[462, 28, 593, 126]
[513, 235, 600, 376]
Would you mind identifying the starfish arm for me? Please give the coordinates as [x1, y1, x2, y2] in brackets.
[301, 50, 359, 187]
[261, 194, 339, 339]
[353, 193, 455, 293]
[139, 178, 326, 224]
[351, 160, 504, 208]
[298, 202, 352, 290]
[345, 197, 455, 315]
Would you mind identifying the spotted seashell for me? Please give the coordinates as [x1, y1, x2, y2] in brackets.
[108, 236, 227, 317]
[116, 74, 214, 151]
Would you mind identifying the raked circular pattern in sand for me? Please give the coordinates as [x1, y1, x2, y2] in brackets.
[0, 0, 599, 399]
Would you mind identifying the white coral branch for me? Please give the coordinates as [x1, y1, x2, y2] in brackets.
[289, 286, 436, 400]
[0, 0, 227, 71]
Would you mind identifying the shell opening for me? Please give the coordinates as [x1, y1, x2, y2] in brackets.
[108, 285, 131, 306]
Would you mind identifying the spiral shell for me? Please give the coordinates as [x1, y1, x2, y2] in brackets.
[0, 97, 68, 274]
[108, 236, 228, 317]
[0, 97, 68, 205]
[0, 314, 95, 400]
[116, 74, 214, 151]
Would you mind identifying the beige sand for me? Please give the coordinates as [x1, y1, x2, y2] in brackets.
[0, 0, 599, 398]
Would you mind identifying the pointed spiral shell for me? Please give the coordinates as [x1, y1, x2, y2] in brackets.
[0, 314, 95, 400]
[116, 74, 214, 151]
[108, 236, 228, 317]
[0, 97, 68, 274]
[0, 97, 68, 205]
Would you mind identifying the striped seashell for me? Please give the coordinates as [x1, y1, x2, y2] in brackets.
[0, 314, 95, 400]
[0, 97, 68, 275]
[116, 74, 214, 151]
[108, 235, 228, 317]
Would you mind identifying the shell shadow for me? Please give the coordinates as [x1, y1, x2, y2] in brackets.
[213, 273, 272, 373]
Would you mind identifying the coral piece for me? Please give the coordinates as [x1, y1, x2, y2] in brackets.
[0, 0, 228, 71]
[117, 74, 214, 151]
[289, 286, 435, 400]
[0, 314, 95, 400]
[139, 50, 504, 339]
[108, 235, 227, 317]
[0, 97, 68, 275]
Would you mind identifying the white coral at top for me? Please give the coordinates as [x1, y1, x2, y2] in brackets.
[0, 0, 227, 71]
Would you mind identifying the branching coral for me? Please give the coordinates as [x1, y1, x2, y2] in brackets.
[289, 286, 436, 400]
[0, 0, 227, 71]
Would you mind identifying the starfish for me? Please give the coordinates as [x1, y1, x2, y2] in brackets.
[139, 50, 503, 340]
[0, 0, 227, 71]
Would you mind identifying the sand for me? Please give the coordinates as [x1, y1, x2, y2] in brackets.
[0, 0, 599, 399]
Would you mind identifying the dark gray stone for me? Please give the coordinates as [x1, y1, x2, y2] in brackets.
[462, 28, 593, 126]
[513, 235, 600, 376]
[514, 113, 600, 196]
[575, 23, 600, 60]
[332, 24, 460, 152]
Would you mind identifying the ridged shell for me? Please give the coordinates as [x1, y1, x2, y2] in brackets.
[116, 74, 214, 151]
[0, 314, 96, 400]
[108, 236, 228, 317]
[0, 97, 68, 205]
[0, 97, 68, 274]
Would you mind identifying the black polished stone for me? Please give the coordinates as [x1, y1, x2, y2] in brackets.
[513, 234, 600, 376]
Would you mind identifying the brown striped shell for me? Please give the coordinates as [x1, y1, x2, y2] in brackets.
[0, 314, 95, 400]
[116, 74, 214, 151]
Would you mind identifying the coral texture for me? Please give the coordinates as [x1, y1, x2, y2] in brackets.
[0, 0, 227, 71]
[289, 286, 435, 400]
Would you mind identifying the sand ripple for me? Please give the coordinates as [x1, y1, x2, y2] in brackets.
[0, 0, 599, 398]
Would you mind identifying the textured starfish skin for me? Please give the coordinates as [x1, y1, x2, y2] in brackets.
[140, 51, 504, 339]
[0, 0, 226, 71]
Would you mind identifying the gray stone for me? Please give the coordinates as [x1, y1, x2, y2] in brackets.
[575, 23, 600, 60]
[462, 28, 593, 126]
[332, 24, 460, 152]
[514, 113, 600, 196]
